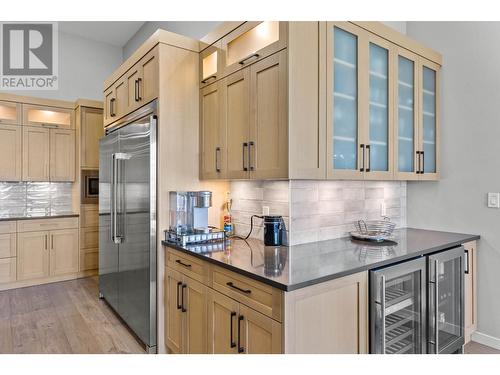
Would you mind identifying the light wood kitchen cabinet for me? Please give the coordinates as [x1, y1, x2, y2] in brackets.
[0, 221, 17, 284]
[239, 304, 282, 354]
[283, 271, 368, 354]
[17, 231, 50, 281]
[464, 241, 477, 343]
[220, 22, 288, 77]
[23, 104, 74, 129]
[166, 267, 208, 354]
[0, 257, 16, 283]
[0, 101, 21, 125]
[224, 69, 250, 179]
[49, 229, 79, 276]
[249, 50, 288, 179]
[104, 47, 158, 127]
[207, 288, 239, 354]
[80, 106, 104, 169]
[200, 81, 226, 179]
[0, 124, 22, 181]
[49, 129, 75, 181]
[22, 126, 50, 181]
[81, 205, 99, 228]
[200, 41, 222, 88]
[0, 233, 16, 259]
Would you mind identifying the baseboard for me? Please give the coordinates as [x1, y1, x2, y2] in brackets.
[471, 331, 500, 350]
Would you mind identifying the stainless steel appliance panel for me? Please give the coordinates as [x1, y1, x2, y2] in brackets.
[99, 131, 120, 313]
[427, 246, 465, 354]
[370, 257, 427, 354]
[117, 116, 156, 349]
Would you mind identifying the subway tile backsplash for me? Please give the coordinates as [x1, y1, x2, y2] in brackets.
[229, 180, 406, 246]
[290, 180, 406, 245]
[0, 182, 73, 217]
[230, 181, 290, 245]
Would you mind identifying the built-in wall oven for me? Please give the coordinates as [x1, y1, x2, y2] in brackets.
[81, 169, 99, 204]
[370, 246, 465, 354]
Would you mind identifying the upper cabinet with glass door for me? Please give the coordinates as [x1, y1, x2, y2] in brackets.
[0, 101, 21, 126]
[327, 22, 366, 180]
[220, 22, 287, 77]
[419, 59, 440, 180]
[200, 41, 222, 88]
[366, 35, 394, 180]
[23, 104, 74, 130]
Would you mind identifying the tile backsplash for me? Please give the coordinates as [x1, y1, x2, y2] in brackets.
[0, 182, 73, 217]
[290, 180, 406, 245]
[230, 181, 290, 244]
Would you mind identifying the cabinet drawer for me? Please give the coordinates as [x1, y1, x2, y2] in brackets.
[0, 257, 16, 283]
[211, 266, 283, 322]
[0, 221, 16, 234]
[17, 217, 79, 232]
[81, 205, 99, 227]
[221, 22, 288, 77]
[166, 248, 209, 284]
[0, 233, 16, 259]
[80, 227, 98, 249]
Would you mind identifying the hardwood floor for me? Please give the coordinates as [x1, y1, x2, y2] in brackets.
[464, 341, 500, 354]
[0, 277, 145, 354]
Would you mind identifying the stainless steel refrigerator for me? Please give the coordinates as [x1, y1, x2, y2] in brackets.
[370, 246, 465, 354]
[99, 101, 157, 353]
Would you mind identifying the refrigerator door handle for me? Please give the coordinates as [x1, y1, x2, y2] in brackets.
[430, 259, 439, 353]
[111, 153, 117, 243]
[114, 153, 131, 244]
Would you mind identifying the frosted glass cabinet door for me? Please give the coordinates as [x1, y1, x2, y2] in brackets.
[395, 49, 419, 180]
[327, 22, 366, 179]
[366, 38, 393, 180]
[419, 59, 440, 179]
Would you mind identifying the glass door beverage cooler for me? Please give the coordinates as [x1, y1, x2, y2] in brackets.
[370, 246, 465, 354]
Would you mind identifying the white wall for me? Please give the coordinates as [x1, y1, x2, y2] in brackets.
[406, 22, 500, 342]
[123, 21, 221, 60]
[0, 31, 122, 102]
[382, 21, 407, 34]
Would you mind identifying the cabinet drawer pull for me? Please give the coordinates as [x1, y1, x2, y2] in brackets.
[226, 281, 251, 294]
[201, 75, 216, 84]
[181, 284, 187, 312]
[176, 281, 182, 310]
[134, 79, 139, 102]
[110, 98, 116, 117]
[248, 141, 255, 171]
[41, 123, 59, 128]
[137, 78, 142, 101]
[45, 234, 48, 250]
[230, 312, 237, 348]
[421, 151, 425, 174]
[175, 259, 192, 268]
[366, 144, 371, 173]
[360, 144, 365, 172]
[238, 53, 260, 65]
[215, 147, 221, 173]
[242, 143, 248, 171]
[51, 234, 54, 250]
[237, 315, 244, 353]
[416, 151, 421, 174]
[464, 249, 470, 274]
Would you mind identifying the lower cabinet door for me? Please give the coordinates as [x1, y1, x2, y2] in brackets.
[207, 288, 239, 354]
[238, 304, 282, 354]
[166, 267, 184, 353]
[17, 231, 50, 281]
[49, 229, 79, 276]
[184, 277, 208, 354]
[0, 257, 16, 283]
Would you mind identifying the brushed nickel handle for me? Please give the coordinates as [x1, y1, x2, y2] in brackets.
[41, 123, 59, 128]
[238, 53, 260, 65]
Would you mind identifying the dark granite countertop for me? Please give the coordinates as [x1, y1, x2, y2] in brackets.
[0, 213, 79, 222]
[162, 228, 480, 292]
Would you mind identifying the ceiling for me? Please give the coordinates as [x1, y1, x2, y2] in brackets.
[58, 21, 146, 47]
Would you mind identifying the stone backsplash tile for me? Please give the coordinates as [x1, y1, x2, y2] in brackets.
[0, 182, 73, 217]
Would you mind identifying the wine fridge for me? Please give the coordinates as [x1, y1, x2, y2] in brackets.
[370, 246, 465, 354]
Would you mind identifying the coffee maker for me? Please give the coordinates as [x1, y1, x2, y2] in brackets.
[165, 191, 225, 246]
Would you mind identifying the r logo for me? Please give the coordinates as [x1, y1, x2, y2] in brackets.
[2, 23, 53, 75]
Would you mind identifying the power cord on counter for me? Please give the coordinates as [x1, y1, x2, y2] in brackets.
[227, 214, 263, 241]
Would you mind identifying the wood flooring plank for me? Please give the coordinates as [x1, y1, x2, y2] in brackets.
[11, 311, 43, 354]
[0, 318, 13, 353]
[32, 307, 72, 354]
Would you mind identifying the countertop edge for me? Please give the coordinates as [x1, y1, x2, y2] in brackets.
[162, 233, 480, 292]
[0, 214, 80, 222]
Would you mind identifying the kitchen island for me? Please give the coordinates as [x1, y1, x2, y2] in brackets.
[162, 228, 479, 354]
